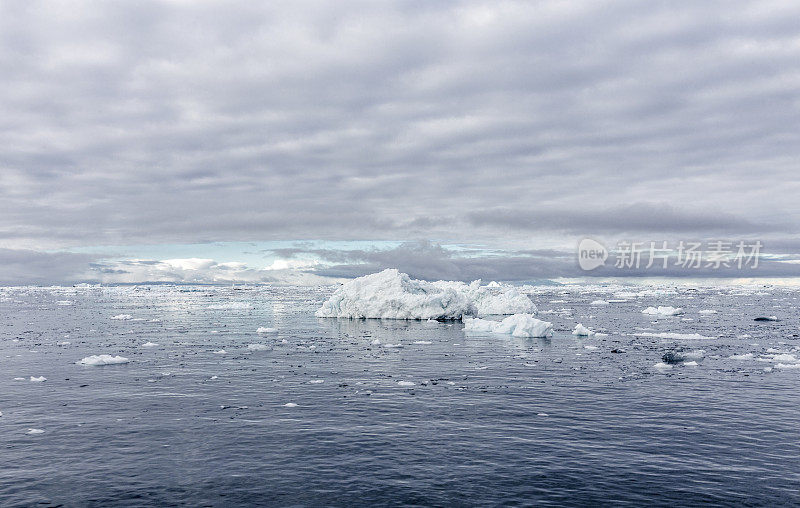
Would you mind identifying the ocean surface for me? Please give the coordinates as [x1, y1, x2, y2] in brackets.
[2, 283, 800, 507]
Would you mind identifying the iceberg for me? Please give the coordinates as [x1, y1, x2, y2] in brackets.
[572, 323, 594, 336]
[463, 314, 552, 338]
[315, 269, 535, 320]
[642, 306, 684, 316]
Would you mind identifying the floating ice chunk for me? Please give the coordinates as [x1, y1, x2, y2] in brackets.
[383, 343, 403, 348]
[590, 300, 609, 305]
[729, 353, 754, 360]
[77, 355, 130, 366]
[56, 300, 72, 305]
[653, 362, 673, 371]
[584, 345, 599, 351]
[57, 341, 71, 346]
[537, 413, 549, 416]
[371, 339, 381, 345]
[283, 403, 298, 407]
[413, 340, 432, 345]
[776, 363, 800, 369]
[698, 310, 717, 314]
[315, 269, 534, 320]
[141, 341, 158, 348]
[637, 332, 715, 340]
[463, 314, 553, 338]
[683, 361, 698, 366]
[212, 350, 226, 355]
[308, 379, 324, 384]
[246, 344, 270, 351]
[27, 429, 45, 435]
[30, 376, 47, 382]
[110, 314, 132, 320]
[642, 306, 684, 316]
[754, 316, 779, 321]
[572, 323, 594, 336]
[257, 327, 277, 333]
[397, 381, 415, 387]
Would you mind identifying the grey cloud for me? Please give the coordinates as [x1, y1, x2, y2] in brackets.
[1, 1, 800, 278]
[467, 203, 785, 235]
[0, 248, 97, 284]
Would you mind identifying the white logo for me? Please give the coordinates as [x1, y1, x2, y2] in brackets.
[578, 238, 608, 271]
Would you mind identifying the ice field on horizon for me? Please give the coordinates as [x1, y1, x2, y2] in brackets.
[2, 276, 800, 505]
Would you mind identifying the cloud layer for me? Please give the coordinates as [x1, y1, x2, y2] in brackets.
[1, 1, 799, 282]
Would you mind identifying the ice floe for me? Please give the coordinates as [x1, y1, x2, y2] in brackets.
[463, 314, 553, 338]
[77, 355, 130, 366]
[315, 269, 535, 320]
[30, 376, 46, 382]
[246, 344, 270, 351]
[397, 381, 415, 387]
[27, 428, 45, 435]
[257, 327, 277, 333]
[642, 306, 684, 316]
[110, 314, 132, 320]
[141, 341, 158, 348]
[729, 353, 754, 360]
[637, 332, 715, 340]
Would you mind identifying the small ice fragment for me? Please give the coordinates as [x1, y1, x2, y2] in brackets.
[257, 327, 277, 333]
[110, 314, 132, 320]
[698, 309, 717, 314]
[141, 342, 158, 348]
[413, 340, 432, 345]
[584, 345, 599, 351]
[572, 323, 594, 336]
[308, 379, 324, 384]
[246, 344, 269, 351]
[397, 381, 415, 387]
[590, 300, 609, 305]
[27, 429, 45, 435]
[383, 343, 403, 348]
[537, 413, 549, 416]
[283, 402, 298, 407]
[776, 363, 800, 369]
[30, 376, 47, 382]
[77, 355, 130, 366]
[754, 316, 778, 321]
[683, 361, 698, 366]
[212, 350, 227, 355]
[56, 341, 71, 346]
[653, 362, 673, 371]
[371, 339, 381, 345]
[729, 353, 754, 360]
[210, 375, 218, 380]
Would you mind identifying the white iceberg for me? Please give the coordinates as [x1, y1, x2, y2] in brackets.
[77, 354, 130, 366]
[642, 306, 684, 316]
[257, 327, 277, 333]
[572, 323, 594, 336]
[463, 314, 552, 338]
[315, 269, 535, 320]
[30, 376, 47, 382]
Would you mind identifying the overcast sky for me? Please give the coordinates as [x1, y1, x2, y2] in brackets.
[2, 0, 800, 284]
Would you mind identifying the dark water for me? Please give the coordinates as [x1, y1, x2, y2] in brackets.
[1, 284, 799, 506]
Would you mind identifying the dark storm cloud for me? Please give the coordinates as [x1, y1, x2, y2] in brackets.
[1, 1, 800, 282]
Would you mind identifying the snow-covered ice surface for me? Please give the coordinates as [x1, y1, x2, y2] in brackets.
[1, 282, 800, 505]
